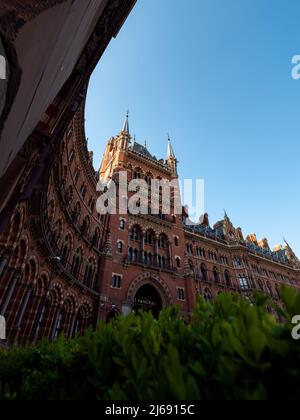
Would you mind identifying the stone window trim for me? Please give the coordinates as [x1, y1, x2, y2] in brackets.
[117, 240, 125, 254]
[111, 273, 123, 289]
[119, 218, 126, 231]
[177, 287, 186, 301]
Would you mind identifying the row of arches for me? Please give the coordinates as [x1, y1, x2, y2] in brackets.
[188, 260, 233, 287]
[0, 247, 94, 346]
[59, 239, 98, 288]
[48, 188, 105, 249]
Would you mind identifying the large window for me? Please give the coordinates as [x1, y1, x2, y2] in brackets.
[112, 274, 122, 289]
[239, 275, 250, 290]
[177, 288, 185, 301]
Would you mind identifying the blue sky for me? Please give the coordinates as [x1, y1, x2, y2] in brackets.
[85, 0, 300, 257]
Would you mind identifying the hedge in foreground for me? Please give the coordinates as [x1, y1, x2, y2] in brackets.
[0, 288, 300, 400]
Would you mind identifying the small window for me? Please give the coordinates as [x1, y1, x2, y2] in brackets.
[174, 236, 179, 247]
[177, 288, 185, 301]
[112, 275, 122, 289]
[117, 241, 123, 254]
[176, 257, 181, 268]
[120, 219, 126, 230]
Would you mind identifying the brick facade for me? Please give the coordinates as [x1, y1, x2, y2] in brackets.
[0, 104, 299, 346]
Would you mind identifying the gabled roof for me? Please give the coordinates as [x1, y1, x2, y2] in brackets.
[130, 142, 157, 160]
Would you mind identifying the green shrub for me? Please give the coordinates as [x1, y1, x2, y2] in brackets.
[0, 287, 300, 400]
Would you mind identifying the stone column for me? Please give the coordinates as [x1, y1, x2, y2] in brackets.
[168, 241, 173, 270]
[155, 236, 159, 267]
[50, 306, 62, 340]
[0, 272, 20, 316]
[141, 231, 146, 264]
[16, 288, 32, 329]
[68, 316, 77, 339]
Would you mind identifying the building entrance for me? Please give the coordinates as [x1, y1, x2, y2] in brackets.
[133, 284, 163, 318]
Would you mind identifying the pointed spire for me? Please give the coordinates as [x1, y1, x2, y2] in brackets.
[167, 135, 176, 159]
[122, 111, 130, 134]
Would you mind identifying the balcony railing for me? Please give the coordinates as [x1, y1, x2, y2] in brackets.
[125, 255, 173, 273]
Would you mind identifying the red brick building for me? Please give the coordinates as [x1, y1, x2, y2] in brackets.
[0, 1, 299, 348]
[1, 103, 299, 347]
[96, 115, 300, 319]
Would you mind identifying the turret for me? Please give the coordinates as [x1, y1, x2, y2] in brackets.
[166, 136, 178, 176]
[116, 112, 131, 150]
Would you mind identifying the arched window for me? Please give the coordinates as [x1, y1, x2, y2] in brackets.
[92, 228, 101, 248]
[158, 255, 162, 268]
[60, 235, 72, 266]
[176, 257, 181, 268]
[201, 264, 208, 281]
[83, 259, 96, 288]
[225, 270, 231, 287]
[146, 230, 154, 245]
[81, 216, 90, 236]
[130, 226, 141, 241]
[117, 241, 123, 254]
[174, 236, 179, 247]
[88, 198, 95, 212]
[73, 203, 81, 224]
[120, 219, 126, 230]
[144, 252, 148, 265]
[213, 267, 219, 283]
[159, 234, 168, 249]
[80, 185, 86, 200]
[71, 249, 82, 278]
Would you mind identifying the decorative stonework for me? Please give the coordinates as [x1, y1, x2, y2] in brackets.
[127, 272, 174, 307]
